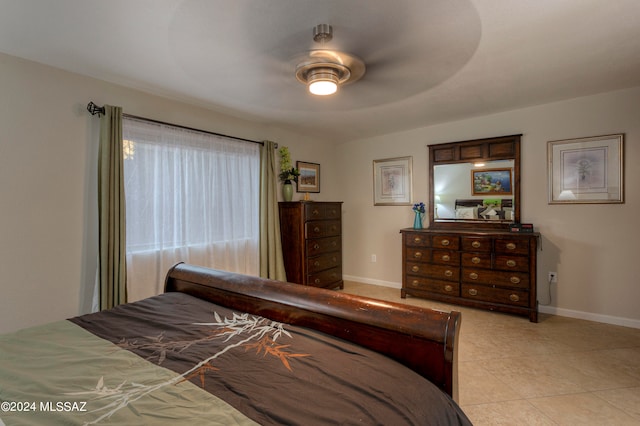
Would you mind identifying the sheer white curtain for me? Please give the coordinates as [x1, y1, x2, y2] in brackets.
[122, 117, 260, 302]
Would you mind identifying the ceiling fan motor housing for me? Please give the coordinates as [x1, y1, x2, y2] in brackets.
[295, 25, 366, 94]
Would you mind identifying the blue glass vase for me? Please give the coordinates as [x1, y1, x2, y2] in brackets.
[413, 211, 423, 229]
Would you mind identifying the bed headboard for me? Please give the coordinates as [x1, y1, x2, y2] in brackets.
[455, 198, 513, 208]
[164, 263, 461, 401]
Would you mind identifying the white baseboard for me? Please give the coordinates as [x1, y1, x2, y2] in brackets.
[343, 275, 401, 289]
[538, 304, 640, 329]
[343, 275, 640, 329]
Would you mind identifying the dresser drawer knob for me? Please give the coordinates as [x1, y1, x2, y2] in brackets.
[509, 294, 520, 302]
[413, 237, 422, 244]
[471, 241, 481, 248]
[506, 242, 517, 250]
[414, 251, 423, 259]
[412, 280, 419, 287]
[472, 256, 481, 264]
[444, 270, 453, 277]
[469, 272, 478, 280]
[441, 239, 450, 246]
[313, 227, 321, 233]
[506, 260, 517, 267]
[468, 288, 478, 296]
[444, 285, 453, 292]
[331, 241, 337, 247]
[313, 244, 320, 250]
[510, 276, 521, 284]
[312, 209, 320, 216]
[314, 261, 320, 267]
[411, 266, 420, 273]
[441, 254, 450, 262]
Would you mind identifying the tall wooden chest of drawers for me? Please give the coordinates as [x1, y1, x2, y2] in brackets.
[279, 201, 343, 289]
[401, 229, 539, 322]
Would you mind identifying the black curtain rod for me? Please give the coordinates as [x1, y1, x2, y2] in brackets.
[86, 101, 268, 147]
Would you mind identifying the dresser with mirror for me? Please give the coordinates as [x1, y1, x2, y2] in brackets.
[401, 135, 540, 322]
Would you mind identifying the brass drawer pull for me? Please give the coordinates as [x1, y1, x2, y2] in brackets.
[471, 241, 481, 248]
[441, 254, 450, 262]
[313, 227, 321, 233]
[469, 272, 478, 280]
[331, 241, 337, 247]
[468, 288, 478, 296]
[413, 237, 422, 244]
[314, 278, 321, 284]
[314, 261, 320, 267]
[441, 239, 450, 246]
[510, 276, 521, 284]
[472, 256, 481, 264]
[506, 242, 517, 250]
[412, 280, 419, 287]
[313, 244, 320, 250]
[414, 251, 423, 259]
[312, 209, 320, 216]
[509, 294, 520, 302]
[506, 260, 517, 267]
[444, 285, 453, 292]
[444, 270, 453, 277]
[411, 266, 420, 273]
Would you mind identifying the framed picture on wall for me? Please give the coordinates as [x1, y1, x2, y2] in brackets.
[548, 134, 624, 204]
[373, 156, 413, 205]
[296, 161, 320, 193]
[471, 168, 513, 196]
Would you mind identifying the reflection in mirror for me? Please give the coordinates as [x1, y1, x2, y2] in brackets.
[434, 160, 514, 220]
[427, 134, 521, 230]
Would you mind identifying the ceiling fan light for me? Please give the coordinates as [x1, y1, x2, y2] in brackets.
[307, 69, 339, 96]
[309, 80, 337, 96]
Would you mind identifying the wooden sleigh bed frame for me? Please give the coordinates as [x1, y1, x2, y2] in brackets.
[165, 262, 462, 401]
[1, 263, 468, 425]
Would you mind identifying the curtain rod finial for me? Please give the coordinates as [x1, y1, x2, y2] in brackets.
[87, 101, 105, 116]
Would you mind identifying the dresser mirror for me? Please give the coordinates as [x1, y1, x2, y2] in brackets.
[428, 134, 521, 230]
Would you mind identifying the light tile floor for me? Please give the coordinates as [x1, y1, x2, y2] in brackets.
[342, 281, 640, 425]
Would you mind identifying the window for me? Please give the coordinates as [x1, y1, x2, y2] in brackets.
[122, 117, 260, 301]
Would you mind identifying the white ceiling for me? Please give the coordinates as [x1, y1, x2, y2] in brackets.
[2, 0, 640, 143]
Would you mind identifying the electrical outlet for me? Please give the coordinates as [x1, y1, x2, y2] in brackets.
[371, 254, 377, 263]
[548, 272, 558, 283]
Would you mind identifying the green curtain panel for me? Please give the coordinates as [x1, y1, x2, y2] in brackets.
[98, 105, 127, 309]
[259, 141, 287, 281]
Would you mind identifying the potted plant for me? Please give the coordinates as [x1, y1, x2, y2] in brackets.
[278, 146, 299, 201]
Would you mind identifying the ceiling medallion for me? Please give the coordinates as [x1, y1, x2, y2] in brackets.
[295, 24, 366, 96]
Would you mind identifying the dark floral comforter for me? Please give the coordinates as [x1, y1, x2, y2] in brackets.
[0, 292, 471, 425]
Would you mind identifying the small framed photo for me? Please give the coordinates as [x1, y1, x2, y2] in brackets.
[471, 168, 513, 196]
[296, 161, 320, 193]
[548, 134, 624, 204]
[373, 156, 412, 206]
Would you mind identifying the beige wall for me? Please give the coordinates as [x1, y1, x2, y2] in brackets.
[0, 53, 335, 333]
[2, 50, 638, 332]
[337, 86, 640, 328]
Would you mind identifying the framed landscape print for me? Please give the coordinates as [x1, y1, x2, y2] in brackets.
[296, 161, 320, 193]
[373, 156, 412, 205]
[471, 168, 513, 196]
[548, 134, 624, 204]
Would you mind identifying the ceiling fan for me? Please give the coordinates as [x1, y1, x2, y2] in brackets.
[294, 24, 366, 96]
